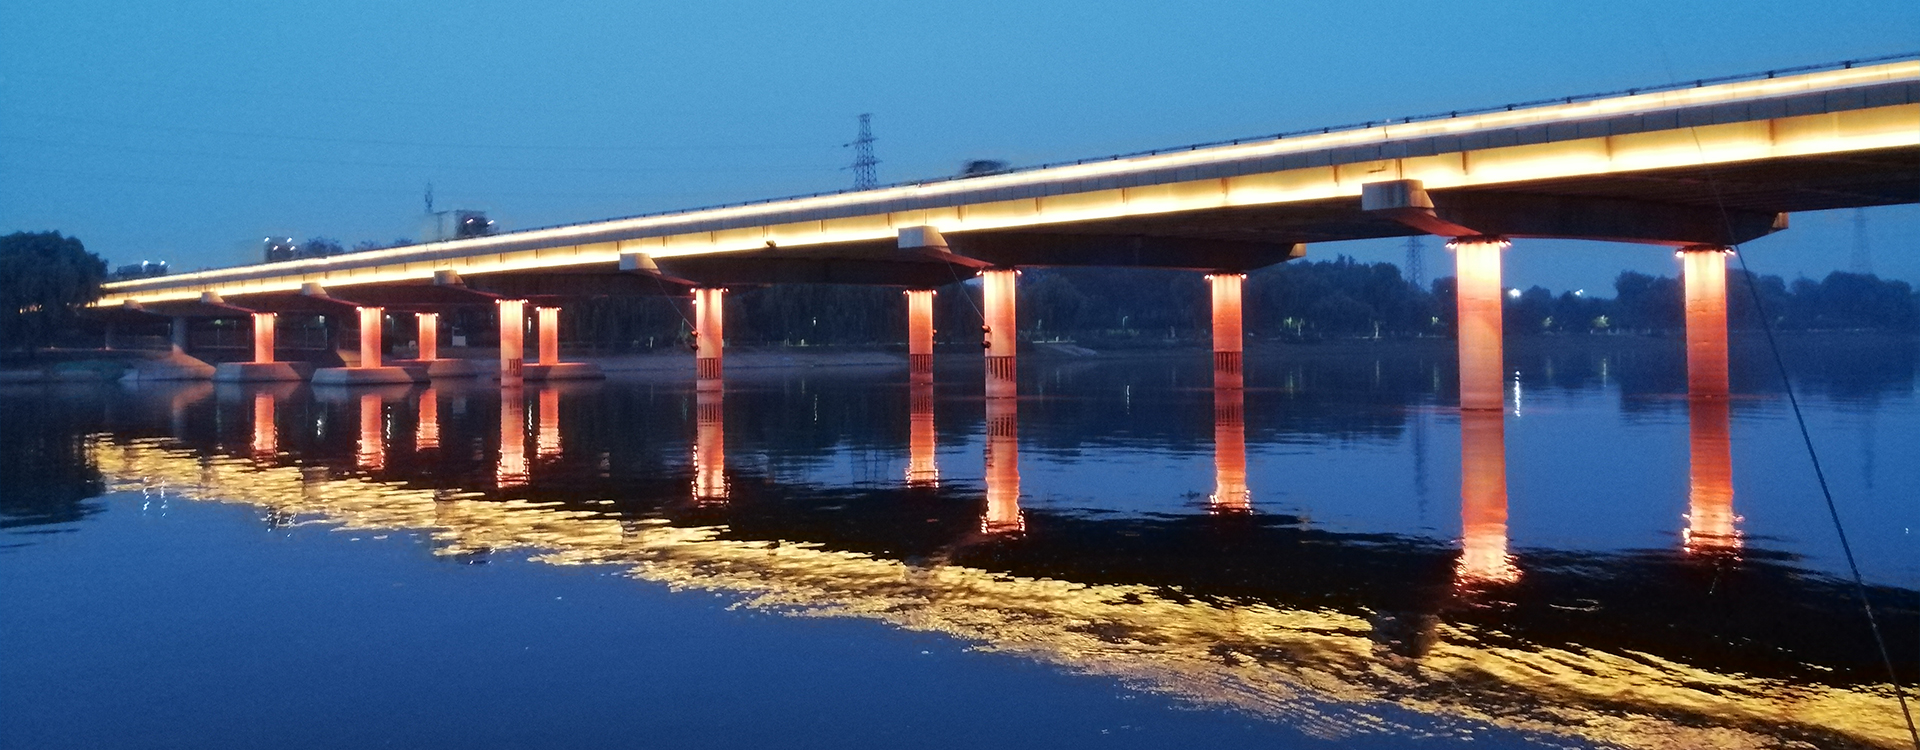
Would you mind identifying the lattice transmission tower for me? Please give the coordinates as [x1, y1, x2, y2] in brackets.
[1404, 235, 1427, 290]
[1850, 208, 1874, 275]
[847, 114, 878, 190]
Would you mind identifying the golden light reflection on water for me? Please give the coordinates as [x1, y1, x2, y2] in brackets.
[537, 388, 562, 459]
[250, 392, 276, 460]
[415, 388, 440, 452]
[90, 436, 1913, 750]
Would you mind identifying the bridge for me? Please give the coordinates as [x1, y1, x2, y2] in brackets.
[94, 56, 1919, 406]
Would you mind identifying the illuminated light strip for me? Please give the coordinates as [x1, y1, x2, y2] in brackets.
[101, 63, 1919, 304]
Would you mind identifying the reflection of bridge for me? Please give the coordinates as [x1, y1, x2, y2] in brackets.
[90, 373, 1915, 749]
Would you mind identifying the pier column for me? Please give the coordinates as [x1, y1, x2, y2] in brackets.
[1212, 385, 1249, 513]
[982, 269, 1017, 399]
[694, 288, 725, 391]
[356, 307, 384, 368]
[1209, 273, 1245, 389]
[252, 312, 277, 364]
[416, 312, 439, 361]
[1681, 246, 1731, 400]
[1685, 397, 1739, 554]
[1457, 410, 1517, 585]
[537, 306, 561, 367]
[170, 317, 188, 355]
[907, 382, 938, 487]
[983, 394, 1022, 533]
[694, 388, 728, 502]
[1450, 237, 1509, 411]
[498, 299, 526, 382]
[906, 289, 935, 383]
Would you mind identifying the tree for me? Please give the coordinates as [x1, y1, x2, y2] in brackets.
[0, 232, 107, 355]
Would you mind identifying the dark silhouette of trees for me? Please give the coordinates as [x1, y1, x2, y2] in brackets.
[0, 232, 107, 355]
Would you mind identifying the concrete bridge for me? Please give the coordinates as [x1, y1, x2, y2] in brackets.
[95, 56, 1919, 405]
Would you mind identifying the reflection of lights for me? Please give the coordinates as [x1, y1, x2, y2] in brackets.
[496, 388, 526, 488]
[356, 393, 384, 472]
[982, 396, 1023, 533]
[1457, 410, 1518, 586]
[92, 437, 1914, 748]
[693, 388, 728, 502]
[1684, 398, 1741, 555]
[250, 392, 276, 460]
[537, 388, 561, 459]
[1210, 387, 1250, 513]
[906, 383, 938, 487]
[416, 388, 440, 452]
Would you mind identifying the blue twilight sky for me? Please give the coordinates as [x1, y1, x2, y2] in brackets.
[2, 0, 1915, 294]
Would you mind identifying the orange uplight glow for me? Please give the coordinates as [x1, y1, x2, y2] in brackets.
[1681, 247, 1731, 399]
[498, 299, 526, 382]
[251, 312, 276, 364]
[537, 388, 561, 459]
[695, 288, 725, 387]
[1685, 398, 1741, 555]
[497, 387, 527, 488]
[537, 306, 560, 367]
[907, 382, 938, 487]
[906, 289, 935, 382]
[1450, 238, 1509, 411]
[416, 312, 439, 361]
[357, 393, 384, 472]
[250, 391, 276, 460]
[983, 395, 1023, 533]
[1212, 386, 1250, 513]
[416, 388, 440, 452]
[357, 307, 383, 369]
[1208, 273, 1245, 389]
[694, 388, 728, 502]
[982, 269, 1017, 400]
[1457, 409, 1518, 585]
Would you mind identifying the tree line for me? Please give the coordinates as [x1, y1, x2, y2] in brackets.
[4, 230, 1916, 357]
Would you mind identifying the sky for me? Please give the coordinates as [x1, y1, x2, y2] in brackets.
[2, 0, 1916, 295]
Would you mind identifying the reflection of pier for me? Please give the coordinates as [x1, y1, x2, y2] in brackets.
[982, 395, 1022, 533]
[694, 387, 728, 503]
[94, 431, 1918, 750]
[906, 383, 937, 487]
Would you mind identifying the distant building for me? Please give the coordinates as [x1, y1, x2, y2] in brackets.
[420, 210, 496, 243]
[110, 261, 169, 281]
[264, 237, 297, 263]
